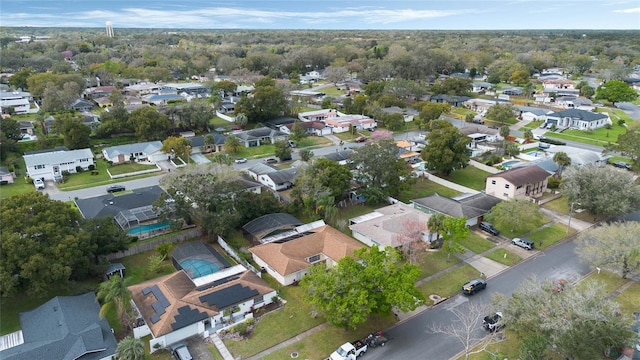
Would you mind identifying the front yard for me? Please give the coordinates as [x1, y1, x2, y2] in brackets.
[397, 177, 462, 203]
[417, 250, 462, 279]
[526, 224, 574, 250]
[484, 248, 522, 266]
[418, 264, 480, 304]
[459, 232, 496, 254]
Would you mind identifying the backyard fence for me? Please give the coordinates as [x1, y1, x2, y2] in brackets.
[217, 235, 261, 276]
[105, 227, 202, 260]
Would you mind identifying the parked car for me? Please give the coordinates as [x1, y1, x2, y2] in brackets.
[472, 118, 484, 124]
[479, 221, 500, 236]
[234, 158, 247, 164]
[288, 140, 296, 148]
[263, 157, 278, 164]
[511, 237, 535, 250]
[106, 184, 126, 193]
[354, 136, 367, 143]
[170, 343, 193, 360]
[462, 279, 487, 295]
[611, 161, 632, 171]
[33, 178, 45, 190]
[483, 312, 504, 332]
[552, 278, 568, 292]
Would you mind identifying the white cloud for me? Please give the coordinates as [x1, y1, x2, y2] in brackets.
[612, 7, 640, 13]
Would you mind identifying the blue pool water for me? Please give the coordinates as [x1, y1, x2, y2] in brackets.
[127, 222, 170, 236]
[502, 160, 522, 169]
[528, 151, 545, 157]
[180, 259, 220, 278]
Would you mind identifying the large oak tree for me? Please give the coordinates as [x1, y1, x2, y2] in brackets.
[301, 246, 424, 329]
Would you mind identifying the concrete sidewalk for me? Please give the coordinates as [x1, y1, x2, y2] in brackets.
[540, 207, 593, 232]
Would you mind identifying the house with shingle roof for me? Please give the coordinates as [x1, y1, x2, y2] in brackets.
[545, 109, 610, 130]
[485, 165, 550, 200]
[349, 203, 435, 248]
[24, 147, 95, 181]
[412, 193, 502, 227]
[249, 225, 364, 285]
[102, 141, 167, 164]
[0, 293, 117, 360]
[129, 267, 275, 351]
[233, 127, 288, 147]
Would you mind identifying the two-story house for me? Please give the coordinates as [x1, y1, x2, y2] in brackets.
[485, 165, 550, 200]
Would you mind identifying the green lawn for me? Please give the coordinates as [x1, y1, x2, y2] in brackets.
[445, 166, 491, 190]
[319, 85, 346, 97]
[224, 275, 326, 358]
[333, 131, 369, 142]
[296, 136, 333, 148]
[485, 248, 522, 266]
[418, 264, 480, 304]
[209, 116, 233, 128]
[521, 120, 545, 130]
[223, 144, 276, 159]
[459, 232, 496, 254]
[119, 250, 176, 286]
[615, 281, 640, 316]
[108, 162, 159, 175]
[579, 270, 629, 295]
[554, 123, 628, 144]
[526, 224, 573, 250]
[417, 250, 462, 279]
[397, 177, 462, 203]
[337, 204, 380, 223]
[0, 179, 35, 199]
[259, 315, 396, 360]
[492, 212, 550, 238]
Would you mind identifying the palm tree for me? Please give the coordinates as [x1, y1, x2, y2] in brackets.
[97, 276, 132, 328]
[499, 125, 510, 139]
[116, 336, 145, 360]
[552, 151, 571, 178]
[224, 135, 242, 154]
[427, 213, 446, 249]
[234, 113, 248, 129]
[523, 129, 533, 142]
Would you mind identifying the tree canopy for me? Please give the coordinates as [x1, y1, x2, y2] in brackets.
[422, 120, 471, 176]
[485, 199, 542, 234]
[596, 80, 638, 105]
[301, 246, 424, 329]
[560, 165, 640, 219]
[606, 121, 640, 168]
[291, 158, 352, 214]
[0, 192, 93, 297]
[485, 103, 517, 125]
[350, 138, 411, 198]
[575, 222, 640, 279]
[494, 276, 636, 360]
[234, 76, 287, 122]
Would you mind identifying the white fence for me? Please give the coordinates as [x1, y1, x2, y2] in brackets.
[215, 112, 235, 122]
[217, 235, 261, 276]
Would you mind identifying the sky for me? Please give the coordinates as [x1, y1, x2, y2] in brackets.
[1, 0, 639, 30]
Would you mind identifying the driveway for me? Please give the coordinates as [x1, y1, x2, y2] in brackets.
[186, 336, 215, 360]
[190, 153, 211, 164]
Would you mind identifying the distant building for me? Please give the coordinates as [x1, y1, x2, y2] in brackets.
[106, 21, 114, 37]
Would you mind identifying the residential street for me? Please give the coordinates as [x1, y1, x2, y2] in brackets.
[364, 239, 590, 360]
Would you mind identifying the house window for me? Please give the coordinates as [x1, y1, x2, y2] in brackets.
[503, 193, 509, 197]
[307, 254, 321, 264]
[505, 184, 510, 189]
[517, 185, 523, 189]
[491, 180, 496, 185]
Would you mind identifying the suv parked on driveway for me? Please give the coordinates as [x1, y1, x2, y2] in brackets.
[479, 222, 499, 236]
[462, 279, 487, 295]
[33, 178, 45, 190]
[512, 237, 535, 250]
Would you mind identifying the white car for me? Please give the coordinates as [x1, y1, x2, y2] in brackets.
[34, 178, 45, 190]
[234, 158, 247, 164]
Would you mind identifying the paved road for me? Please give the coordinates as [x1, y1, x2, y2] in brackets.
[364, 239, 590, 360]
[48, 175, 163, 201]
[617, 102, 640, 121]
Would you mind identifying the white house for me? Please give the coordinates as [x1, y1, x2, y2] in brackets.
[246, 164, 299, 191]
[0, 90, 32, 115]
[516, 106, 554, 122]
[485, 165, 550, 200]
[129, 266, 275, 351]
[249, 225, 364, 286]
[324, 114, 377, 133]
[24, 147, 95, 181]
[349, 203, 435, 248]
[544, 109, 610, 130]
[102, 141, 167, 164]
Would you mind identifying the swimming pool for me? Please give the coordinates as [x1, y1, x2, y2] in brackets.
[528, 151, 545, 158]
[501, 160, 522, 169]
[180, 258, 220, 278]
[127, 221, 170, 236]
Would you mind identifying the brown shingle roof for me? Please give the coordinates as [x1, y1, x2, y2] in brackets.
[128, 270, 274, 337]
[487, 165, 550, 186]
[248, 225, 363, 276]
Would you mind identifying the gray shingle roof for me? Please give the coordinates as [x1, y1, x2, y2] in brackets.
[264, 168, 298, 185]
[102, 141, 163, 159]
[23, 148, 93, 168]
[189, 132, 226, 147]
[547, 109, 607, 122]
[0, 293, 117, 360]
[412, 193, 501, 219]
[74, 185, 166, 219]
